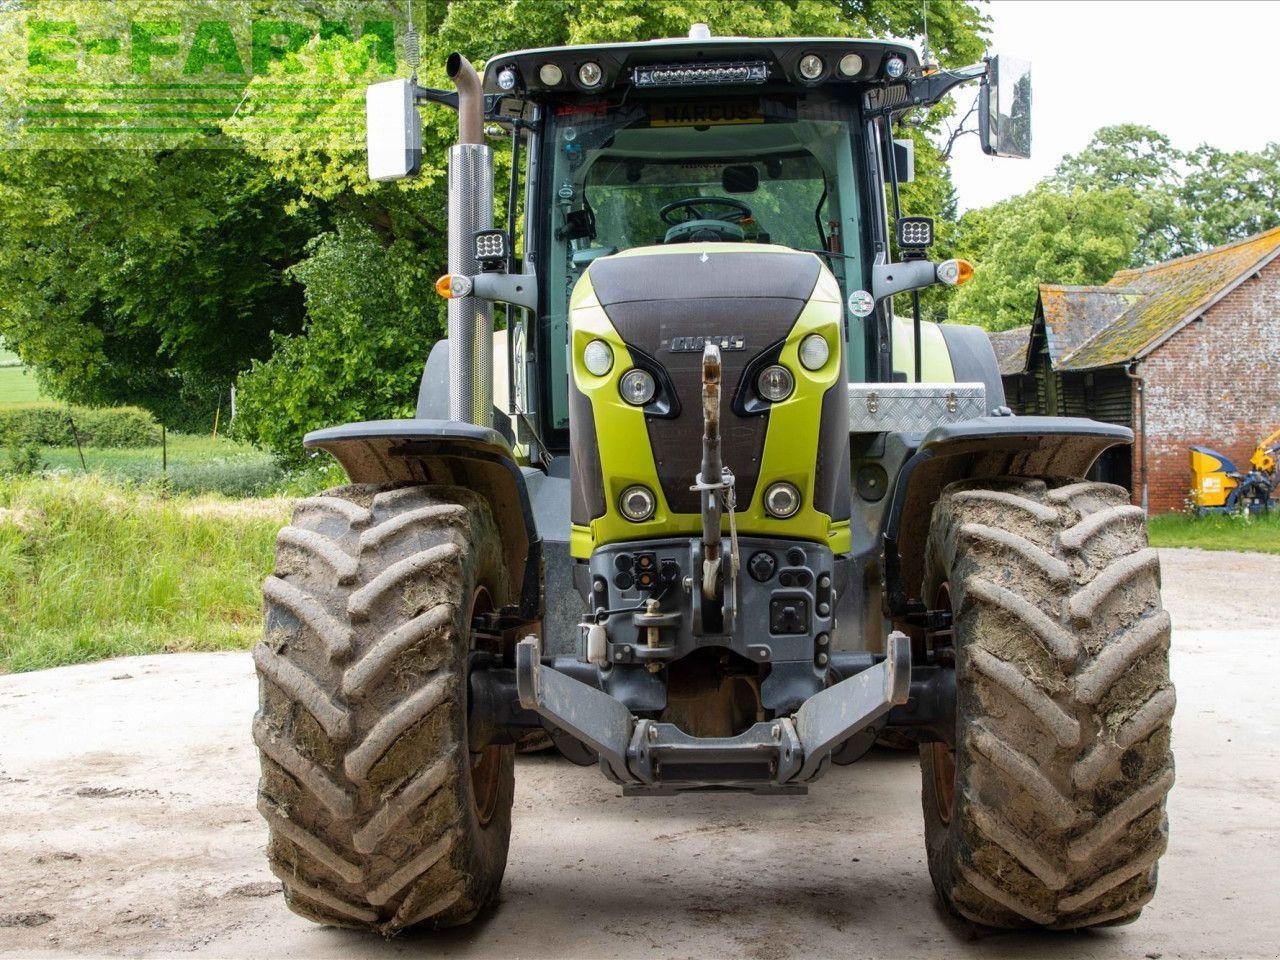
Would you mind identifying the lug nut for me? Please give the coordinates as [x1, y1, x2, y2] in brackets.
[818, 574, 831, 589]
[817, 652, 829, 666]
[818, 602, 831, 616]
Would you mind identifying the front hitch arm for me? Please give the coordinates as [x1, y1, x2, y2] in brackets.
[696, 342, 724, 600]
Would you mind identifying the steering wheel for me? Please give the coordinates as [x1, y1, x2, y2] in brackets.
[660, 196, 752, 226]
[659, 196, 753, 244]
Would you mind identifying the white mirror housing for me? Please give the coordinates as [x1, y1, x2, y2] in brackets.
[366, 79, 422, 182]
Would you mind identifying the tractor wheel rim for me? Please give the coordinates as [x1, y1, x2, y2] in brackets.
[931, 580, 957, 826]
[468, 585, 503, 827]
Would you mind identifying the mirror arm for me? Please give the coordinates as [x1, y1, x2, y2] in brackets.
[871, 260, 940, 301]
[414, 84, 459, 111]
[471, 269, 539, 313]
[863, 60, 987, 118]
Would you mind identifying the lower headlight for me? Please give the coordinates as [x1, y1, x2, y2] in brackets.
[619, 368, 656, 406]
[619, 485, 656, 522]
[763, 482, 802, 519]
[799, 334, 830, 371]
[756, 364, 794, 402]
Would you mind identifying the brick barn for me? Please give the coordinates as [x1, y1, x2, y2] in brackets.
[993, 226, 1280, 514]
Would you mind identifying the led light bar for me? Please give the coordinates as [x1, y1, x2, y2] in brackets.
[632, 60, 769, 87]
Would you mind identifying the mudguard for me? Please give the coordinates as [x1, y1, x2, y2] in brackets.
[305, 419, 542, 621]
[882, 415, 1133, 615]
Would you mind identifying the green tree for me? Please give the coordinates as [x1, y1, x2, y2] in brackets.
[948, 186, 1147, 331]
[1052, 124, 1280, 263]
[1052, 124, 1190, 263]
[0, 1, 352, 428]
[1180, 142, 1280, 249]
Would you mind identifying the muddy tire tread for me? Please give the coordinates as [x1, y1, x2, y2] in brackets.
[920, 477, 1174, 930]
[253, 483, 513, 936]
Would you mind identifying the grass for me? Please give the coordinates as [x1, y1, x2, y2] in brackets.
[0, 475, 292, 673]
[1147, 510, 1280, 554]
[33, 433, 345, 498]
[0, 366, 42, 404]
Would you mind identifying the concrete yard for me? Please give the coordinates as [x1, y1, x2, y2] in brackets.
[1, 547, 1277, 959]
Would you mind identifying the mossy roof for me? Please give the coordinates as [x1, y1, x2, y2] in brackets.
[1058, 225, 1280, 371]
[987, 325, 1032, 376]
[1037, 286, 1144, 366]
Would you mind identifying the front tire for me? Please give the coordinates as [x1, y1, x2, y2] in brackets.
[253, 484, 514, 936]
[919, 477, 1175, 929]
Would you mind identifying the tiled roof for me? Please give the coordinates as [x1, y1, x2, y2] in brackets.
[1057, 226, 1280, 370]
[1038, 286, 1143, 365]
[987, 325, 1031, 376]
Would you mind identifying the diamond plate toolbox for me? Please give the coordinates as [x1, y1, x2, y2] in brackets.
[847, 383, 987, 433]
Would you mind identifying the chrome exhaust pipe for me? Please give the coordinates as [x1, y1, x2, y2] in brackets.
[444, 53, 493, 426]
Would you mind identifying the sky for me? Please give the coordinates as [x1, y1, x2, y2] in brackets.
[948, 0, 1280, 210]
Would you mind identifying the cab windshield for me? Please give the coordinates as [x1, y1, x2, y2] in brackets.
[537, 92, 868, 431]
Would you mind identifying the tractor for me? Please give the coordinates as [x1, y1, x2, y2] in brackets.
[252, 26, 1175, 936]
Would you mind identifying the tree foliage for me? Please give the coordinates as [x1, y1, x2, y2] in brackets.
[1052, 123, 1280, 263]
[0, 1, 343, 428]
[948, 186, 1147, 331]
[949, 124, 1280, 331]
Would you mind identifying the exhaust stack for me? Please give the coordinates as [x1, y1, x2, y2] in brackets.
[445, 53, 494, 427]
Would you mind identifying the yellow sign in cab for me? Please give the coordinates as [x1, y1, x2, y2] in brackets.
[650, 100, 764, 126]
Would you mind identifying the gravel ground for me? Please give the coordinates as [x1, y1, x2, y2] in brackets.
[1, 547, 1277, 959]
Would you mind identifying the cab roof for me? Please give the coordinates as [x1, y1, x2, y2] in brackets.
[481, 36, 920, 96]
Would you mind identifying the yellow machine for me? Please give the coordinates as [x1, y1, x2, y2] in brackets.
[1190, 427, 1279, 514]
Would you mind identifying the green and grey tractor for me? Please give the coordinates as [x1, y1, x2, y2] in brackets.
[252, 26, 1175, 936]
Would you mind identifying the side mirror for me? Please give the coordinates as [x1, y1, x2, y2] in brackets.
[892, 139, 915, 183]
[979, 56, 1032, 159]
[366, 78, 422, 182]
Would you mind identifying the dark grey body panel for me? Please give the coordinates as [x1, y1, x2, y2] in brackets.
[587, 249, 822, 306]
[417, 338, 515, 443]
[939, 323, 1007, 412]
[521, 466, 581, 656]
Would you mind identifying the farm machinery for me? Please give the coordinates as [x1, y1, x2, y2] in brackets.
[1189, 428, 1279, 514]
[251, 27, 1175, 936]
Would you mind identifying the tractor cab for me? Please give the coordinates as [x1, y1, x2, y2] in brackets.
[475, 35, 1029, 449]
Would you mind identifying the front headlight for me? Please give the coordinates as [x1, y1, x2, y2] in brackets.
[619, 485, 656, 522]
[583, 339, 613, 376]
[799, 334, 830, 371]
[764, 482, 802, 519]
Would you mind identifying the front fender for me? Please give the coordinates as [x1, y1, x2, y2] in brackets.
[305, 419, 541, 621]
[883, 416, 1133, 615]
